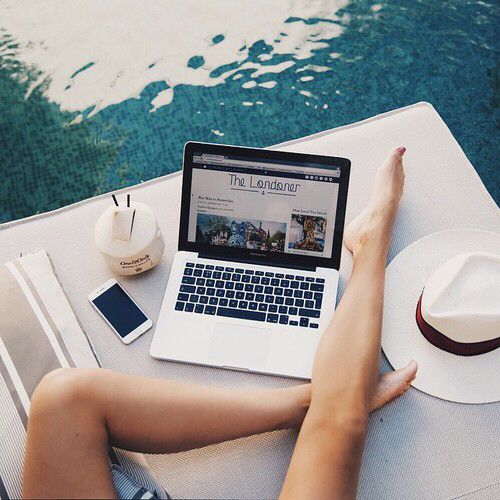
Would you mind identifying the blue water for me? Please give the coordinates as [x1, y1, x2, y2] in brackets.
[0, 0, 498, 223]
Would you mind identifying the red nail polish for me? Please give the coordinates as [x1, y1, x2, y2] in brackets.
[397, 146, 406, 155]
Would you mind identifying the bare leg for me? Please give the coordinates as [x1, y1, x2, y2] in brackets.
[23, 364, 414, 498]
[280, 147, 417, 499]
[24, 148, 416, 498]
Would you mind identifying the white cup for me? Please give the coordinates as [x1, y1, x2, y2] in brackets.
[94, 200, 165, 275]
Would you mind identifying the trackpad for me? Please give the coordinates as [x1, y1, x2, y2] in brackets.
[209, 323, 271, 371]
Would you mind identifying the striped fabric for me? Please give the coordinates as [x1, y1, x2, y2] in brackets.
[0, 249, 168, 499]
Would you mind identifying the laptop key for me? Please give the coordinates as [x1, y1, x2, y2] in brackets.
[222, 272, 231, 280]
[226, 290, 235, 298]
[219, 298, 228, 306]
[177, 293, 189, 301]
[225, 282, 234, 289]
[251, 276, 260, 284]
[274, 288, 283, 296]
[310, 283, 324, 292]
[204, 305, 216, 315]
[209, 297, 218, 305]
[195, 304, 204, 313]
[235, 283, 244, 290]
[213, 271, 221, 279]
[196, 286, 206, 295]
[266, 313, 279, 323]
[196, 278, 205, 286]
[254, 285, 263, 293]
[290, 281, 299, 289]
[279, 315, 289, 324]
[180, 285, 196, 293]
[285, 274, 294, 279]
[225, 267, 234, 272]
[265, 295, 274, 304]
[280, 280, 290, 288]
[255, 270, 264, 276]
[261, 277, 270, 285]
[184, 268, 193, 276]
[316, 278, 325, 283]
[265, 272, 274, 277]
[296, 276, 304, 281]
[275, 273, 284, 278]
[229, 299, 238, 308]
[289, 307, 298, 316]
[299, 308, 321, 318]
[235, 268, 244, 273]
[215, 266, 224, 271]
[216, 280, 224, 288]
[310, 323, 319, 329]
[271, 278, 280, 286]
[245, 292, 255, 301]
[306, 277, 315, 282]
[206, 279, 215, 287]
[175, 302, 185, 311]
[279, 306, 288, 314]
[195, 263, 204, 268]
[284, 289, 293, 297]
[315, 296, 323, 309]
[216, 289, 225, 297]
[304, 291, 313, 299]
[294, 290, 303, 298]
[285, 297, 294, 306]
[200, 296, 209, 304]
[275, 296, 284, 305]
[235, 291, 245, 300]
[232, 274, 241, 281]
[258, 303, 268, 312]
[206, 288, 216, 296]
[185, 302, 194, 312]
[295, 298, 304, 307]
[206, 265, 214, 270]
[300, 317, 309, 327]
[300, 282, 309, 290]
[186, 262, 195, 267]
[242, 275, 251, 283]
[203, 270, 212, 278]
[255, 293, 265, 302]
[249, 302, 258, 310]
[217, 307, 266, 321]
[238, 300, 248, 309]
[194, 269, 202, 277]
[264, 286, 273, 294]
[269, 304, 278, 313]
[290, 320, 299, 326]
[305, 300, 315, 308]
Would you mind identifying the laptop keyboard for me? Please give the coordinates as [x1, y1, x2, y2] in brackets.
[175, 262, 324, 329]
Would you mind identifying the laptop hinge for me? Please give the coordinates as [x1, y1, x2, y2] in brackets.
[197, 253, 317, 272]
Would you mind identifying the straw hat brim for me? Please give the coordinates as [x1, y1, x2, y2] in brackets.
[382, 229, 500, 404]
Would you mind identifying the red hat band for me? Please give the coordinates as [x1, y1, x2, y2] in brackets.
[415, 293, 500, 356]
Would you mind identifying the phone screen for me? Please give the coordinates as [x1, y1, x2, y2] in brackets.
[92, 283, 148, 337]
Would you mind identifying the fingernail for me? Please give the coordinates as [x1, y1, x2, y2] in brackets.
[397, 146, 406, 156]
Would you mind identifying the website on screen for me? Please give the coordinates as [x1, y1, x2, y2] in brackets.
[188, 153, 340, 258]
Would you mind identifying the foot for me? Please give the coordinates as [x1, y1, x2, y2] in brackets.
[370, 360, 417, 410]
[288, 360, 417, 427]
[344, 147, 406, 255]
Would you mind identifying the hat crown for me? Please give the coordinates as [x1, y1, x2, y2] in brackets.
[421, 252, 500, 344]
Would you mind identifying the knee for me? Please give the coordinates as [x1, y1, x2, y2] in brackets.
[30, 368, 100, 420]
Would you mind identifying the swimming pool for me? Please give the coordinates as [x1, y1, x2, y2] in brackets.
[0, 0, 498, 223]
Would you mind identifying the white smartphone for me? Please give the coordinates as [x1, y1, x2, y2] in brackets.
[88, 279, 152, 344]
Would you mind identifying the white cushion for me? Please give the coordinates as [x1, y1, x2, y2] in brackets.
[1, 102, 499, 499]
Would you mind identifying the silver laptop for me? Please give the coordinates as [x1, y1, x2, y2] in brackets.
[150, 142, 350, 379]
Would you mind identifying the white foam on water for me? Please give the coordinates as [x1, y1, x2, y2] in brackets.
[1, 0, 349, 114]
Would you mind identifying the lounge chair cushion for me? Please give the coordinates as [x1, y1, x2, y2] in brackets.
[0, 249, 168, 499]
[0, 102, 498, 499]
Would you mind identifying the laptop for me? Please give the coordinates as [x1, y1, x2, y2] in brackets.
[150, 142, 350, 379]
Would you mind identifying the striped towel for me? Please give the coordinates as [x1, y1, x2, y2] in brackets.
[0, 249, 168, 499]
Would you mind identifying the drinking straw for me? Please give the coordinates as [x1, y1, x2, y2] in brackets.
[112, 194, 119, 207]
[127, 194, 130, 207]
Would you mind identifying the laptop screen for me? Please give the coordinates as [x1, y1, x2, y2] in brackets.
[179, 143, 350, 270]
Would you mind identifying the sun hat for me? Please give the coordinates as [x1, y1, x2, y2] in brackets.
[382, 229, 500, 404]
